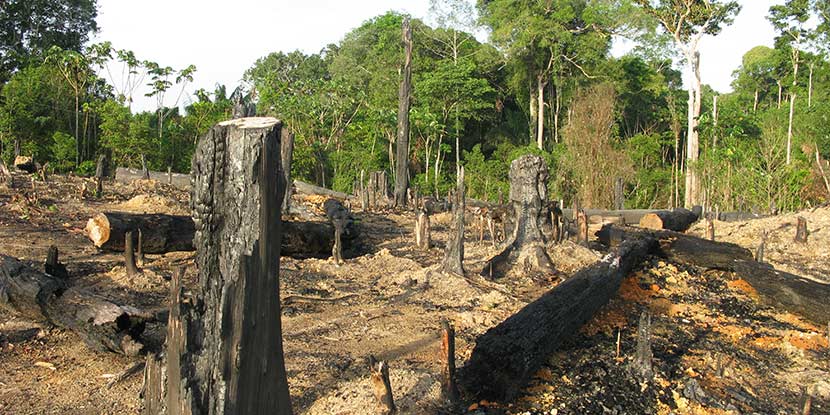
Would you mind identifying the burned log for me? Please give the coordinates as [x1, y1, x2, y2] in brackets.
[597, 224, 830, 325]
[156, 117, 292, 413]
[114, 167, 191, 189]
[639, 208, 699, 232]
[14, 155, 35, 173]
[281, 129, 295, 212]
[460, 237, 658, 402]
[293, 179, 350, 200]
[0, 254, 148, 355]
[481, 155, 554, 279]
[85, 212, 195, 254]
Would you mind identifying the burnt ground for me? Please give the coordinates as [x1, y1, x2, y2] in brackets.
[0, 173, 828, 414]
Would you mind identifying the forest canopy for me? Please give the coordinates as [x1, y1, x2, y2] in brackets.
[1, 0, 828, 212]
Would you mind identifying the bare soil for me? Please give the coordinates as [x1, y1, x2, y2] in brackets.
[1, 174, 828, 414]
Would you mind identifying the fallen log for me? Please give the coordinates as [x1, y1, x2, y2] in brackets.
[294, 180, 350, 200]
[597, 224, 830, 325]
[85, 212, 195, 254]
[14, 155, 35, 173]
[115, 167, 190, 189]
[0, 255, 149, 355]
[639, 208, 699, 232]
[459, 237, 658, 402]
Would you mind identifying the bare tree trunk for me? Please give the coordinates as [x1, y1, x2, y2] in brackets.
[442, 167, 465, 275]
[536, 75, 546, 150]
[777, 80, 783, 109]
[281, 129, 295, 212]
[147, 118, 292, 414]
[787, 93, 796, 165]
[808, 63, 813, 108]
[529, 79, 538, 144]
[394, 18, 413, 208]
[753, 89, 759, 113]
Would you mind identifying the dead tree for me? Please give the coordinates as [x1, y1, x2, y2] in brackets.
[480, 155, 554, 279]
[368, 356, 396, 415]
[442, 167, 465, 275]
[146, 117, 292, 414]
[124, 231, 140, 276]
[281, 129, 295, 212]
[795, 217, 808, 243]
[440, 320, 459, 403]
[415, 208, 430, 250]
[0, 255, 148, 355]
[460, 237, 658, 401]
[394, 17, 412, 208]
[368, 171, 390, 210]
[95, 154, 106, 198]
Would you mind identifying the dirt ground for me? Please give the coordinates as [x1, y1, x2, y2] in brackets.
[1, 174, 828, 414]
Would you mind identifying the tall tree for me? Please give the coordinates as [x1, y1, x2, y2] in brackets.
[633, 0, 741, 208]
[395, 17, 413, 207]
[0, 0, 98, 84]
[769, 0, 814, 165]
[46, 47, 92, 165]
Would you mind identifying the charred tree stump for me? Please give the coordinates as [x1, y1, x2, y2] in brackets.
[44, 245, 67, 279]
[0, 159, 12, 188]
[480, 156, 554, 279]
[140, 154, 150, 180]
[141, 353, 166, 415]
[281, 129, 295, 212]
[125, 231, 140, 276]
[360, 170, 369, 211]
[577, 209, 589, 246]
[632, 311, 653, 381]
[415, 209, 430, 250]
[551, 201, 562, 243]
[442, 167, 465, 276]
[706, 218, 715, 241]
[440, 320, 459, 404]
[460, 237, 658, 402]
[324, 198, 354, 265]
[85, 212, 195, 254]
[614, 177, 624, 210]
[795, 217, 808, 243]
[639, 208, 699, 232]
[14, 155, 35, 173]
[394, 17, 412, 208]
[95, 154, 106, 198]
[167, 167, 172, 185]
[368, 355, 396, 415]
[0, 255, 148, 355]
[152, 117, 292, 414]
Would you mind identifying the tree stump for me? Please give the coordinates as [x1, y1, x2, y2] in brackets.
[95, 154, 106, 198]
[706, 218, 715, 241]
[576, 209, 589, 246]
[44, 245, 67, 279]
[440, 320, 459, 403]
[442, 167, 465, 276]
[124, 231, 139, 277]
[150, 117, 292, 414]
[140, 154, 150, 180]
[480, 155, 554, 279]
[393, 17, 412, 208]
[368, 356, 396, 415]
[632, 311, 653, 381]
[756, 231, 767, 262]
[795, 217, 808, 243]
[415, 209, 430, 250]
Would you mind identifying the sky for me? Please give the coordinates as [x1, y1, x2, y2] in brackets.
[91, 0, 783, 113]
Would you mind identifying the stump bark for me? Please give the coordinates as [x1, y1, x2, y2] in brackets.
[480, 155, 554, 279]
[394, 17, 412, 208]
[150, 117, 292, 414]
[95, 154, 106, 198]
[281, 129, 295, 212]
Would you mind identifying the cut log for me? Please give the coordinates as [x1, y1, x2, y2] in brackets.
[415, 210, 430, 250]
[157, 117, 292, 413]
[293, 180, 350, 200]
[597, 224, 830, 325]
[460, 237, 659, 402]
[14, 155, 35, 173]
[115, 167, 190, 189]
[85, 212, 195, 254]
[639, 208, 699, 232]
[480, 155, 554, 279]
[0, 255, 148, 355]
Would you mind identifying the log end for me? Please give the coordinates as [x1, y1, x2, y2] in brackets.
[638, 213, 663, 230]
[218, 117, 281, 129]
[84, 213, 111, 248]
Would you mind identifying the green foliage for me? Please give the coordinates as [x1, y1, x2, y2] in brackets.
[50, 131, 77, 172]
[75, 160, 97, 177]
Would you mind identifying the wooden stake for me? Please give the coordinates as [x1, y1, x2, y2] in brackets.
[633, 311, 653, 381]
[44, 245, 67, 279]
[795, 217, 808, 243]
[756, 231, 767, 263]
[440, 319, 459, 403]
[706, 218, 715, 241]
[124, 231, 139, 276]
[368, 355, 396, 414]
